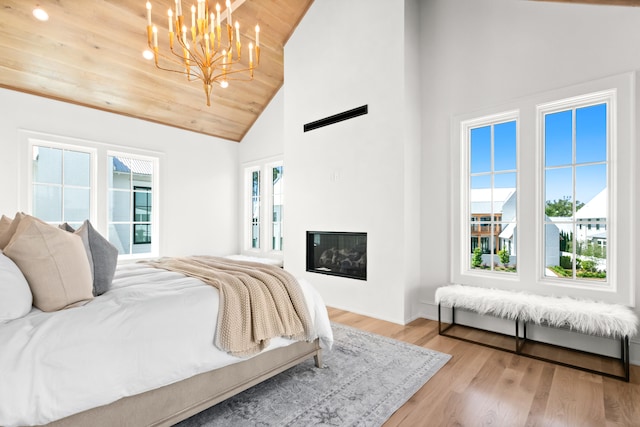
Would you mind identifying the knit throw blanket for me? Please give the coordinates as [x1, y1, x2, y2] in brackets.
[144, 256, 315, 357]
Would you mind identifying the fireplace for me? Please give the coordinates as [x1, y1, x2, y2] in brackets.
[306, 231, 367, 280]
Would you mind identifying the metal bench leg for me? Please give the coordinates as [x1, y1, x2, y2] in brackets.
[438, 304, 456, 335]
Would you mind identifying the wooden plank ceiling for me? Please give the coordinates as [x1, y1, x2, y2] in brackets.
[0, 0, 313, 142]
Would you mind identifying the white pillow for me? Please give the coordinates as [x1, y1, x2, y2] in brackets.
[0, 252, 33, 322]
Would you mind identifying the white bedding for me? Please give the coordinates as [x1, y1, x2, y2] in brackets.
[0, 263, 333, 427]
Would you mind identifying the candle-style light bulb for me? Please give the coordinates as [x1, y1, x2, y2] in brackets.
[146, 2, 152, 26]
[168, 8, 173, 32]
[255, 24, 260, 47]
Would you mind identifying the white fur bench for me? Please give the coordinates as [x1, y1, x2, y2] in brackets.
[435, 284, 638, 381]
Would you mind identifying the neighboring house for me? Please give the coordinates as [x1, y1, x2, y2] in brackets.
[575, 188, 607, 252]
[470, 187, 516, 255]
[472, 188, 561, 268]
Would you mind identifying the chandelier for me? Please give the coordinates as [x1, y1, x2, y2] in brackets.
[145, 0, 260, 106]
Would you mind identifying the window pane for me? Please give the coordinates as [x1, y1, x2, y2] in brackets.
[544, 222, 570, 278]
[63, 150, 90, 187]
[470, 175, 490, 191]
[575, 164, 606, 216]
[494, 121, 516, 171]
[134, 189, 152, 222]
[495, 174, 516, 221]
[498, 221, 516, 270]
[63, 188, 90, 222]
[470, 225, 486, 270]
[133, 224, 151, 244]
[109, 223, 131, 255]
[545, 167, 573, 218]
[33, 184, 61, 222]
[470, 126, 491, 174]
[545, 110, 572, 167]
[109, 157, 131, 189]
[575, 233, 607, 282]
[33, 146, 62, 184]
[576, 103, 607, 164]
[109, 190, 131, 222]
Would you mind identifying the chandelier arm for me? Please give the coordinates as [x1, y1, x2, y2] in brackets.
[154, 62, 205, 83]
[172, 38, 208, 71]
[148, 48, 203, 81]
[213, 67, 256, 81]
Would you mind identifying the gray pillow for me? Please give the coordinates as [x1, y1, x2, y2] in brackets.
[62, 221, 118, 296]
[60, 223, 95, 280]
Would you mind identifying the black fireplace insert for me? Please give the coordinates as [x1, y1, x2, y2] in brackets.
[306, 231, 367, 280]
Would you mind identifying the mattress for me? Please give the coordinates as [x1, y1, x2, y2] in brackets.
[0, 263, 333, 427]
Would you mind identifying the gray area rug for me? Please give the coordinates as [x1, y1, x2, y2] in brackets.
[175, 322, 451, 426]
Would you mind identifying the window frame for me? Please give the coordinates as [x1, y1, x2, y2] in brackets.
[107, 150, 160, 259]
[451, 72, 635, 306]
[242, 156, 284, 260]
[537, 90, 615, 291]
[461, 110, 520, 276]
[266, 159, 284, 252]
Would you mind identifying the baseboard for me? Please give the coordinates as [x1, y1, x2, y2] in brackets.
[418, 300, 640, 367]
[327, 303, 406, 326]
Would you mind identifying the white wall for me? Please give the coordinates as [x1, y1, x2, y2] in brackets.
[239, 88, 285, 163]
[0, 88, 239, 257]
[282, 0, 419, 324]
[418, 0, 640, 361]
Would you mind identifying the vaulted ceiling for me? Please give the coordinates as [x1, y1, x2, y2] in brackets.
[0, 0, 313, 142]
[1, 0, 637, 142]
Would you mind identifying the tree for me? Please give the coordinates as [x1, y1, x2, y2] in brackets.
[498, 248, 510, 267]
[545, 196, 585, 217]
[471, 247, 483, 268]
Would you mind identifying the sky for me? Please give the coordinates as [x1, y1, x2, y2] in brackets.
[470, 103, 607, 207]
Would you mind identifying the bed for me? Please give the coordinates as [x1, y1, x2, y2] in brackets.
[0, 215, 333, 427]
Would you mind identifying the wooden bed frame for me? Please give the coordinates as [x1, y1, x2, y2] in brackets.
[45, 339, 322, 427]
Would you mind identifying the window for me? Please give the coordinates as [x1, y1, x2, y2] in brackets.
[243, 158, 284, 257]
[22, 132, 160, 259]
[453, 73, 635, 304]
[108, 155, 154, 255]
[251, 169, 261, 249]
[271, 165, 284, 251]
[465, 112, 518, 273]
[31, 144, 93, 228]
[540, 95, 611, 285]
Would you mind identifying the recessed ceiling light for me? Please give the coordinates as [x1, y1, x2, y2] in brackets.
[33, 6, 49, 21]
[142, 49, 154, 60]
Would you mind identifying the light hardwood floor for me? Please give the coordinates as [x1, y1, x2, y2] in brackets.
[327, 307, 640, 427]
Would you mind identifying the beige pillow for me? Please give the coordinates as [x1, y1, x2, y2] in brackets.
[0, 212, 25, 250]
[3, 216, 93, 312]
[0, 215, 12, 235]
